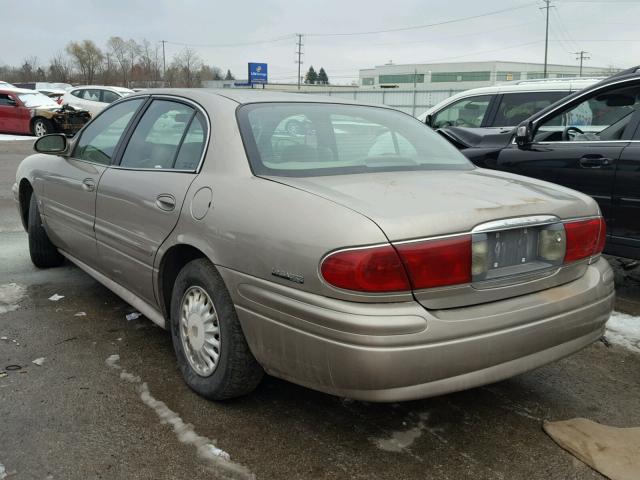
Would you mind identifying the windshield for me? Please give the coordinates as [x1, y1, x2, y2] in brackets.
[238, 103, 473, 177]
[17, 92, 59, 108]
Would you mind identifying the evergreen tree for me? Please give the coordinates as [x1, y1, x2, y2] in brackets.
[304, 66, 318, 84]
[224, 69, 235, 80]
[317, 67, 329, 85]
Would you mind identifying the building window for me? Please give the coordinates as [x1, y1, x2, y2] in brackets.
[496, 71, 521, 82]
[431, 71, 491, 83]
[378, 74, 425, 84]
[556, 73, 577, 78]
[527, 72, 545, 80]
[362, 77, 375, 85]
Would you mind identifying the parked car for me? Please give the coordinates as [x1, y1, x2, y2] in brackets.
[418, 78, 602, 130]
[61, 85, 134, 116]
[14, 90, 613, 402]
[438, 66, 640, 260]
[0, 88, 91, 136]
[0, 80, 16, 89]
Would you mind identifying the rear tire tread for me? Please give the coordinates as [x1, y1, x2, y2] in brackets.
[27, 194, 64, 268]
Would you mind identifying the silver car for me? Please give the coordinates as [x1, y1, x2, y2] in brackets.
[13, 90, 614, 402]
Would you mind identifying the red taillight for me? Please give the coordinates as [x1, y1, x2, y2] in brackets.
[396, 236, 472, 289]
[564, 217, 606, 263]
[321, 245, 410, 292]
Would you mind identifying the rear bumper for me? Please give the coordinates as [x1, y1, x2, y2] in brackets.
[220, 258, 614, 402]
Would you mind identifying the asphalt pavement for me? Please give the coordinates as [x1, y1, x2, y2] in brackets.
[1, 139, 639, 480]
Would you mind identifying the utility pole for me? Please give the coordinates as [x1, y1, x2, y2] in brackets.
[295, 34, 303, 90]
[574, 50, 590, 76]
[541, 0, 553, 78]
[161, 40, 167, 80]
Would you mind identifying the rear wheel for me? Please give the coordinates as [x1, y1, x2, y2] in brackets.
[170, 258, 263, 400]
[32, 118, 53, 137]
[28, 194, 64, 268]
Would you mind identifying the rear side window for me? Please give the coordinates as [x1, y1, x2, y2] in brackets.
[492, 91, 568, 127]
[73, 98, 144, 165]
[71, 90, 82, 98]
[119, 99, 202, 170]
[0, 94, 15, 106]
[431, 95, 492, 128]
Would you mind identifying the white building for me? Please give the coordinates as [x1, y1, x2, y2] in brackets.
[359, 60, 616, 90]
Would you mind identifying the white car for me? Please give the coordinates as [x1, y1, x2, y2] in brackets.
[61, 85, 134, 116]
[418, 78, 603, 130]
[0, 81, 16, 89]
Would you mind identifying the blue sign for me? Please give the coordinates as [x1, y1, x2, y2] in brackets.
[248, 63, 268, 84]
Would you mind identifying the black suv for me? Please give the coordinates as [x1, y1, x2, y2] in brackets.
[438, 67, 640, 260]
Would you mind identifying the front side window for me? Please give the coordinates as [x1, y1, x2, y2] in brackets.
[0, 94, 16, 106]
[432, 95, 492, 129]
[102, 90, 120, 104]
[238, 103, 472, 177]
[534, 85, 640, 142]
[492, 91, 568, 127]
[119, 100, 197, 170]
[73, 98, 144, 165]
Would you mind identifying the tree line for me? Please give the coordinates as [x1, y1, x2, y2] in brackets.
[0, 37, 235, 88]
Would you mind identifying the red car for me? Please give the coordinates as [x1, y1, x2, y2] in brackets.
[0, 88, 90, 137]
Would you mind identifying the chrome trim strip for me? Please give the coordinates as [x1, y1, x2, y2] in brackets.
[471, 215, 560, 233]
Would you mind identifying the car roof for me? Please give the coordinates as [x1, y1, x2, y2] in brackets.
[127, 88, 395, 108]
[0, 87, 38, 94]
[70, 85, 134, 92]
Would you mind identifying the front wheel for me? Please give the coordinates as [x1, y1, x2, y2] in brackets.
[170, 258, 263, 400]
[32, 118, 53, 137]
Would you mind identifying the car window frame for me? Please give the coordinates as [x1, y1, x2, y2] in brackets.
[530, 78, 640, 145]
[68, 96, 150, 167]
[110, 94, 211, 174]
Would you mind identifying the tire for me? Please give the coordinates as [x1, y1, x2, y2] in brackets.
[27, 194, 64, 268]
[170, 258, 263, 400]
[32, 118, 53, 137]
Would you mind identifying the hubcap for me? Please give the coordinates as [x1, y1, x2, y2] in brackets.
[179, 286, 220, 377]
[34, 122, 46, 137]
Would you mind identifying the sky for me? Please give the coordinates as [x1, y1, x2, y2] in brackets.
[2, 0, 640, 84]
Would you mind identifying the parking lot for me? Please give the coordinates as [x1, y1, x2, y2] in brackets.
[0, 137, 638, 480]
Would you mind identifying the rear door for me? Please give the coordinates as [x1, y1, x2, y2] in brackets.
[40, 97, 146, 266]
[610, 126, 640, 258]
[95, 97, 208, 304]
[494, 83, 640, 224]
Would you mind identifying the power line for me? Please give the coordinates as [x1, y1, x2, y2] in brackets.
[164, 34, 295, 49]
[305, 2, 537, 37]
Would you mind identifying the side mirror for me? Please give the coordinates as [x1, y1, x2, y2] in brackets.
[34, 134, 68, 154]
[515, 121, 534, 149]
[425, 114, 433, 127]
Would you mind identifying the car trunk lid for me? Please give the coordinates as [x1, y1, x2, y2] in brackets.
[266, 169, 600, 309]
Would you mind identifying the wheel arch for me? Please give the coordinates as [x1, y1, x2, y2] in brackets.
[30, 116, 51, 135]
[157, 243, 209, 319]
[18, 178, 33, 231]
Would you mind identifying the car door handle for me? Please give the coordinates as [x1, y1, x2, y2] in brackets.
[82, 178, 96, 191]
[155, 194, 176, 211]
[579, 156, 613, 168]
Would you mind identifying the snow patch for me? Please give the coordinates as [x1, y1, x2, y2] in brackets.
[74, 311, 87, 317]
[32, 357, 46, 366]
[0, 134, 35, 141]
[48, 294, 64, 301]
[606, 311, 640, 353]
[372, 413, 430, 452]
[126, 312, 142, 321]
[0, 283, 26, 315]
[105, 355, 254, 479]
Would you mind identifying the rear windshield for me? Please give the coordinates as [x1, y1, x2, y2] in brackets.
[237, 103, 473, 177]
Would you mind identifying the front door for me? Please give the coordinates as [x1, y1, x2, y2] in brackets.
[0, 93, 28, 133]
[95, 98, 207, 304]
[495, 82, 640, 229]
[40, 97, 145, 266]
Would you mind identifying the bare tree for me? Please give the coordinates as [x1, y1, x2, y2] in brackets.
[172, 47, 202, 87]
[107, 36, 130, 86]
[127, 39, 141, 85]
[20, 56, 40, 81]
[48, 52, 73, 83]
[66, 40, 104, 84]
